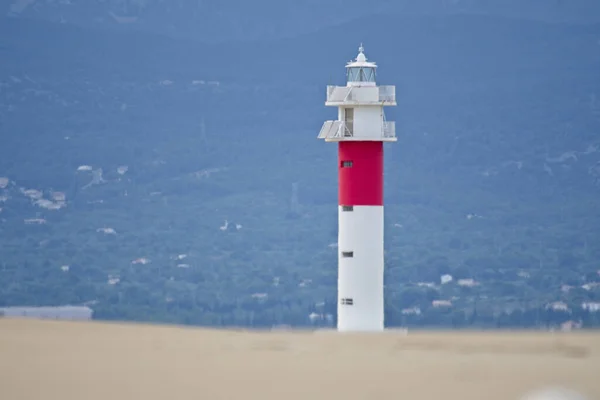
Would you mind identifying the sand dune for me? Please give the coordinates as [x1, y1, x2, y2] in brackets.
[0, 318, 598, 400]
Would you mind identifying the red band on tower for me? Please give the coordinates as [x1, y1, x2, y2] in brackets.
[338, 141, 384, 206]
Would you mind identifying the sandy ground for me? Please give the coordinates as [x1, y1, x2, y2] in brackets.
[0, 318, 598, 400]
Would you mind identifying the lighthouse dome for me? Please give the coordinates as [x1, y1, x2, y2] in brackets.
[356, 51, 367, 63]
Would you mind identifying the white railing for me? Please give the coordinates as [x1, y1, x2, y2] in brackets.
[318, 121, 396, 140]
[326, 85, 396, 104]
[326, 86, 352, 103]
[318, 121, 351, 139]
[383, 121, 395, 138]
[378, 86, 395, 103]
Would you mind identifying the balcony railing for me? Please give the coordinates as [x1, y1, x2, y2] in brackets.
[318, 121, 396, 140]
[318, 121, 348, 140]
[378, 86, 395, 103]
[383, 121, 395, 138]
[326, 85, 396, 105]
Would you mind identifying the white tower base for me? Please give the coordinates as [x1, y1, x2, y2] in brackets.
[337, 205, 384, 332]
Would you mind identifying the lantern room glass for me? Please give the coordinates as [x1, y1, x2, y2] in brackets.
[347, 67, 376, 83]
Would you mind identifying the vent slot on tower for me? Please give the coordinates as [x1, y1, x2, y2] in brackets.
[341, 160, 353, 168]
[340, 298, 354, 306]
[342, 205, 354, 212]
[341, 251, 354, 258]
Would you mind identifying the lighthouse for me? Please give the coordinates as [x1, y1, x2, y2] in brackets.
[318, 44, 396, 332]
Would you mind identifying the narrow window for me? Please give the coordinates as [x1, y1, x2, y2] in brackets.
[341, 251, 354, 258]
[340, 298, 354, 306]
[344, 108, 354, 136]
[342, 205, 353, 212]
[341, 160, 353, 168]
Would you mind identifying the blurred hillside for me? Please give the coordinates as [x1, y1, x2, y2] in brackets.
[2, 0, 600, 43]
[0, 10, 599, 328]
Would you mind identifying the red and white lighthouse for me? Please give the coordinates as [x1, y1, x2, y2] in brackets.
[318, 44, 396, 332]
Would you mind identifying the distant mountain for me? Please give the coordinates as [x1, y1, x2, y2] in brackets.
[2, 0, 600, 43]
[0, 12, 599, 328]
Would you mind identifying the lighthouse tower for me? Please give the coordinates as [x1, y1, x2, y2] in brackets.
[318, 45, 396, 332]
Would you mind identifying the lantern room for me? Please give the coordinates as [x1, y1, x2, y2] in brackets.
[346, 44, 377, 86]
